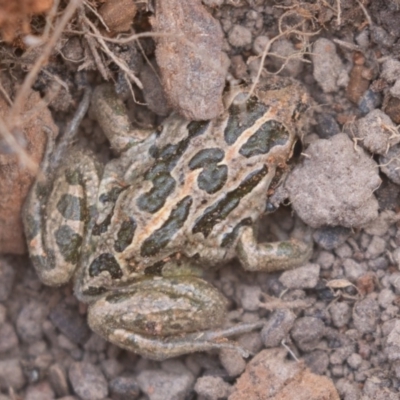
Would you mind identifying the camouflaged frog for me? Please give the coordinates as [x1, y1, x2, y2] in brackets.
[23, 78, 313, 360]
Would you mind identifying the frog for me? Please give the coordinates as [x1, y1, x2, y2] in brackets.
[23, 77, 313, 360]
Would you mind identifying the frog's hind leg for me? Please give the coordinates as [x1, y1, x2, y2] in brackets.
[23, 89, 102, 287]
[236, 221, 313, 272]
[87, 276, 263, 360]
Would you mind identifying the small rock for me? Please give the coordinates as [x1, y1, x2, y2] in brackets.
[0, 358, 25, 391]
[228, 25, 252, 47]
[279, 263, 320, 289]
[385, 96, 400, 125]
[286, 134, 380, 228]
[312, 38, 348, 93]
[352, 297, 379, 334]
[303, 350, 329, 375]
[69, 362, 108, 400]
[238, 331, 263, 355]
[25, 381, 55, 400]
[343, 259, 367, 281]
[48, 363, 69, 398]
[230, 348, 340, 400]
[219, 348, 246, 377]
[356, 109, 399, 155]
[366, 236, 386, 259]
[238, 285, 261, 311]
[291, 317, 326, 352]
[316, 251, 335, 269]
[330, 302, 351, 328]
[194, 376, 232, 400]
[315, 113, 340, 139]
[0, 260, 15, 301]
[380, 144, 400, 185]
[252, 35, 269, 55]
[381, 58, 400, 83]
[16, 300, 47, 343]
[261, 309, 296, 348]
[109, 376, 140, 400]
[270, 39, 303, 77]
[0, 323, 18, 353]
[49, 301, 91, 345]
[137, 369, 194, 400]
[389, 273, 400, 294]
[100, 358, 124, 380]
[358, 89, 382, 115]
[335, 378, 362, 400]
[347, 353, 362, 370]
[313, 226, 351, 250]
[378, 288, 396, 309]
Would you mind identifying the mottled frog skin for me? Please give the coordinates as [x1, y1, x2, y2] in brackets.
[23, 78, 313, 360]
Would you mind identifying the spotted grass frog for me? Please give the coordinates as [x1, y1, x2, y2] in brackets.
[23, 77, 313, 360]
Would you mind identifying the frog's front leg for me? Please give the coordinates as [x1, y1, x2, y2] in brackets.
[236, 223, 313, 272]
[87, 276, 263, 360]
[23, 148, 102, 286]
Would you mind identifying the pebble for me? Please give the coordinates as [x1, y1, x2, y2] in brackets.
[0, 322, 18, 353]
[49, 301, 91, 345]
[48, 363, 69, 397]
[270, 38, 303, 77]
[312, 38, 348, 93]
[279, 263, 320, 289]
[315, 113, 340, 139]
[303, 350, 329, 375]
[261, 309, 296, 348]
[330, 301, 351, 328]
[366, 236, 386, 259]
[100, 358, 124, 380]
[16, 300, 47, 343]
[347, 353, 363, 370]
[343, 259, 367, 281]
[0, 358, 26, 391]
[389, 272, 400, 294]
[356, 109, 399, 155]
[291, 317, 326, 352]
[68, 362, 108, 400]
[352, 297, 380, 334]
[358, 89, 382, 115]
[316, 251, 335, 270]
[219, 348, 246, 377]
[109, 376, 140, 400]
[194, 376, 232, 400]
[381, 58, 400, 83]
[252, 35, 269, 55]
[228, 25, 252, 47]
[0, 259, 15, 301]
[137, 369, 194, 400]
[238, 284, 261, 311]
[378, 289, 396, 310]
[25, 381, 55, 400]
[313, 226, 351, 250]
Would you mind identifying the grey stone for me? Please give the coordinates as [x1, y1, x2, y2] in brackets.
[109, 376, 140, 400]
[194, 376, 232, 400]
[69, 362, 108, 400]
[291, 317, 326, 352]
[279, 263, 320, 289]
[0, 359, 25, 391]
[330, 301, 351, 328]
[352, 297, 379, 334]
[0, 322, 18, 353]
[219, 348, 246, 377]
[228, 25, 252, 47]
[261, 309, 296, 348]
[16, 300, 47, 343]
[137, 369, 194, 400]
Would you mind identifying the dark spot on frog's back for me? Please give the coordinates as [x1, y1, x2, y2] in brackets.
[55, 225, 82, 264]
[140, 196, 193, 257]
[56, 194, 84, 221]
[221, 217, 252, 248]
[193, 166, 268, 237]
[89, 253, 123, 279]
[189, 148, 228, 194]
[224, 96, 267, 145]
[114, 217, 137, 252]
[239, 120, 290, 158]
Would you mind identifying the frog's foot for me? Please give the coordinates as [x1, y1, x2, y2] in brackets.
[236, 223, 313, 272]
[86, 276, 263, 360]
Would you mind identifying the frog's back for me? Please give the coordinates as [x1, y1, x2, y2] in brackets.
[82, 78, 309, 294]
